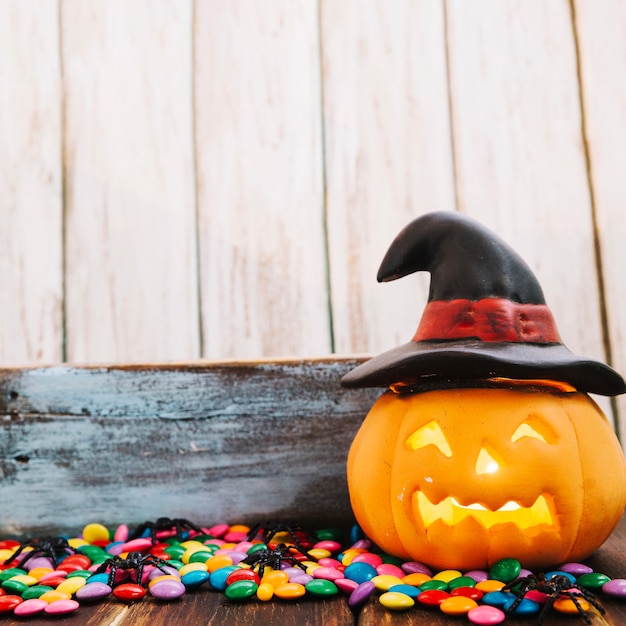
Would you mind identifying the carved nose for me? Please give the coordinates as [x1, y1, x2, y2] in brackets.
[475, 447, 500, 475]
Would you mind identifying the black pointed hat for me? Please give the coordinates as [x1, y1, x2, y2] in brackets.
[341, 211, 626, 396]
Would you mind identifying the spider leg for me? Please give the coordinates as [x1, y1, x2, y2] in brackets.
[563, 592, 593, 625]
[576, 587, 606, 614]
[15, 548, 39, 568]
[135, 563, 144, 586]
[107, 563, 118, 588]
[4, 543, 27, 565]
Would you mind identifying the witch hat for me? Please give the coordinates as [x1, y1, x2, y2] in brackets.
[341, 211, 626, 396]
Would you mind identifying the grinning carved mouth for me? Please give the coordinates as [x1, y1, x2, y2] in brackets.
[414, 492, 555, 530]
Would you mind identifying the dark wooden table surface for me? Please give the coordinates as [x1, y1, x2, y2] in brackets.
[3, 514, 626, 626]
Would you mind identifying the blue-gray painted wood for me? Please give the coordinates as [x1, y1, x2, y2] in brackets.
[0, 358, 380, 537]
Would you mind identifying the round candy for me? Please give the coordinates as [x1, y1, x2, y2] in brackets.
[503, 597, 540, 617]
[440, 595, 478, 615]
[306, 579, 339, 597]
[433, 569, 463, 583]
[312, 566, 343, 582]
[44, 599, 80, 615]
[113, 583, 147, 601]
[448, 575, 476, 590]
[335, 578, 358, 594]
[419, 579, 448, 592]
[451, 586, 484, 601]
[376, 563, 405, 578]
[352, 552, 382, 568]
[379, 591, 414, 610]
[22, 585, 54, 600]
[225, 579, 258, 601]
[13, 598, 47, 616]
[577, 572, 611, 590]
[83, 523, 111, 544]
[559, 562, 594, 576]
[371, 574, 403, 591]
[553, 595, 590, 614]
[209, 565, 239, 591]
[388, 583, 420, 599]
[343, 562, 377, 584]
[489, 558, 521, 583]
[348, 581, 375, 608]
[417, 589, 450, 606]
[464, 570, 489, 583]
[76, 581, 112, 601]
[545, 570, 576, 585]
[150, 578, 186, 600]
[482, 590, 515, 608]
[0, 595, 23, 612]
[273, 582, 306, 599]
[181, 570, 210, 589]
[256, 582, 274, 601]
[603, 578, 626, 597]
[468, 604, 506, 625]
[401, 561, 433, 576]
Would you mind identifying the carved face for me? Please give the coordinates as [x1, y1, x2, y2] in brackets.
[347, 386, 626, 570]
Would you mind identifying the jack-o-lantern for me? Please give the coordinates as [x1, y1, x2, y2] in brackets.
[342, 212, 626, 570]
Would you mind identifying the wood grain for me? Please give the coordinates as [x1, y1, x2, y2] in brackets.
[61, 0, 199, 363]
[445, 0, 614, 421]
[573, 0, 626, 436]
[194, 0, 330, 359]
[0, 358, 379, 536]
[0, 0, 63, 366]
[321, 0, 456, 356]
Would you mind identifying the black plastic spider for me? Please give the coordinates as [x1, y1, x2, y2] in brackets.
[94, 551, 173, 587]
[503, 572, 605, 625]
[246, 520, 316, 558]
[130, 517, 202, 544]
[241, 543, 309, 580]
[3, 536, 75, 569]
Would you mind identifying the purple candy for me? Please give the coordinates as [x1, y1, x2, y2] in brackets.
[401, 561, 433, 576]
[464, 569, 489, 583]
[348, 580, 376, 608]
[149, 578, 186, 600]
[290, 573, 313, 585]
[559, 562, 594, 576]
[350, 539, 373, 550]
[603, 578, 626, 597]
[148, 565, 180, 580]
[76, 581, 113, 601]
[519, 569, 534, 579]
[23, 556, 55, 571]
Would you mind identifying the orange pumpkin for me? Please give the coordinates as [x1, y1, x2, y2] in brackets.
[347, 383, 626, 570]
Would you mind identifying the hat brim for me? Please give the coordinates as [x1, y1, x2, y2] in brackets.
[340, 339, 626, 396]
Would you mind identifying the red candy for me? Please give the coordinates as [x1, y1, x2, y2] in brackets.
[0, 595, 23, 612]
[417, 589, 451, 606]
[226, 569, 261, 586]
[113, 583, 147, 601]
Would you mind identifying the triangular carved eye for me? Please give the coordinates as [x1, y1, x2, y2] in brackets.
[405, 421, 452, 457]
[475, 446, 501, 475]
[511, 417, 555, 444]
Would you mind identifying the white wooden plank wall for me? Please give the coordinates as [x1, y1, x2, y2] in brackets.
[1, 0, 624, 431]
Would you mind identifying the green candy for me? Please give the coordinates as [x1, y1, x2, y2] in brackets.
[164, 545, 186, 560]
[315, 528, 343, 542]
[447, 575, 476, 590]
[419, 579, 448, 592]
[22, 585, 54, 600]
[224, 579, 258, 601]
[489, 558, 522, 583]
[67, 569, 93, 579]
[188, 550, 213, 564]
[1, 579, 28, 594]
[0, 568, 26, 581]
[305, 579, 339, 597]
[577, 572, 611, 590]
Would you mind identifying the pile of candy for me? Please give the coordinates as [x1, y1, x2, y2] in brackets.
[1, 519, 625, 623]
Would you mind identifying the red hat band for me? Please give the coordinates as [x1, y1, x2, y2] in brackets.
[413, 298, 561, 344]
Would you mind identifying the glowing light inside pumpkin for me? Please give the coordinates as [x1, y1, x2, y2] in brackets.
[414, 492, 554, 529]
[475, 447, 500, 475]
[511, 422, 548, 443]
[405, 420, 452, 457]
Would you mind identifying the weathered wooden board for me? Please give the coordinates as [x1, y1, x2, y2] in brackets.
[194, 0, 331, 359]
[322, 0, 456, 356]
[0, 0, 63, 365]
[0, 358, 379, 537]
[573, 0, 626, 438]
[61, 0, 199, 363]
[445, 0, 613, 421]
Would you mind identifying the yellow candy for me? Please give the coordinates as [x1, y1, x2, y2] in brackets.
[256, 582, 274, 601]
[181, 546, 205, 564]
[56, 577, 86, 595]
[28, 567, 54, 581]
[433, 569, 463, 583]
[402, 572, 432, 586]
[0, 549, 15, 562]
[148, 574, 182, 588]
[307, 548, 331, 560]
[379, 591, 415, 610]
[39, 590, 71, 603]
[440, 596, 478, 616]
[206, 554, 233, 573]
[179, 562, 208, 576]
[273, 582, 306, 599]
[82, 523, 110, 543]
[372, 574, 404, 591]
[339, 548, 366, 566]
[8, 574, 37, 587]
[554, 596, 590, 614]
[261, 570, 289, 588]
[476, 579, 506, 592]
[67, 538, 88, 549]
[305, 563, 321, 575]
